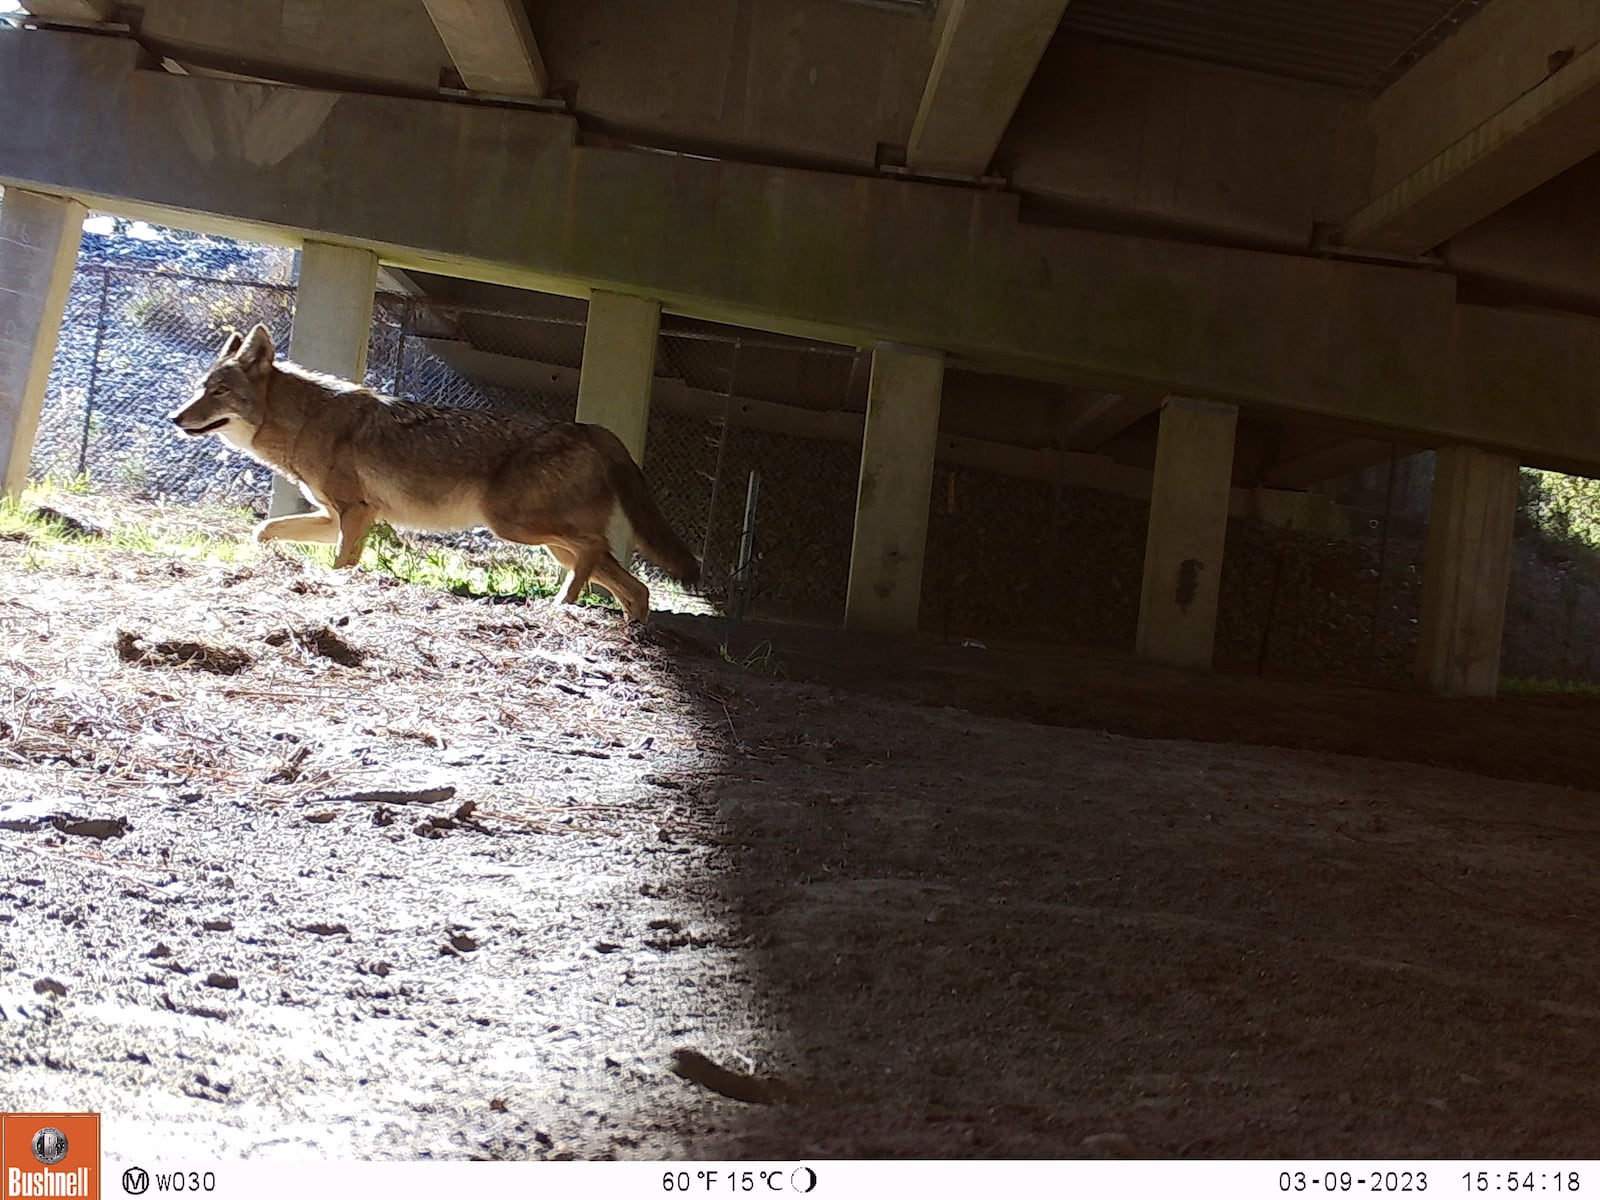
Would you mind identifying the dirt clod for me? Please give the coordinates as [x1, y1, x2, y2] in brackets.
[116, 630, 253, 674]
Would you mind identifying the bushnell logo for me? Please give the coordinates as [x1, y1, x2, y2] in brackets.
[30, 1130, 68, 1167]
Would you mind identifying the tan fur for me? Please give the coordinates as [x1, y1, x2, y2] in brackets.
[169, 325, 700, 622]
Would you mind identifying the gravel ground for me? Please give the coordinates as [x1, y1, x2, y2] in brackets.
[3, 499, 1600, 1160]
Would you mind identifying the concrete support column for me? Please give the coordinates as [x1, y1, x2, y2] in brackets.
[1135, 396, 1239, 670]
[271, 240, 378, 517]
[0, 189, 85, 498]
[577, 290, 661, 561]
[844, 343, 945, 635]
[1414, 445, 1518, 697]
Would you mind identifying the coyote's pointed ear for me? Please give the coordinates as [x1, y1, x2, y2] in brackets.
[237, 324, 275, 376]
[217, 331, 244, 360]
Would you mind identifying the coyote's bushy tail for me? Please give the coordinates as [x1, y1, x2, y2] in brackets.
[607, 455, 701, 588]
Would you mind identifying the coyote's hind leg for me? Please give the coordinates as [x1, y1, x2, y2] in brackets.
[591, 552, 650, 623]
[332, 502, 378, 569]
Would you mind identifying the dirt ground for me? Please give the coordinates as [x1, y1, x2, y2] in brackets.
[3, 511, 1600, 1161]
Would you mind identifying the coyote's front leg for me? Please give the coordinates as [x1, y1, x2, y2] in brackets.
[255, 511, 338, 547]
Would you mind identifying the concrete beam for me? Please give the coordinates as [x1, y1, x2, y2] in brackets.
[907, 0, 1071, 176]
[1414, 445, 1518, 698]
[19, 1, 116, 21]
[0, 188, 85, 498]
[1262, 434, 1403, 489]
[577, 291, 659, 465]
[8, 33, 1600, 476]
[577, 290, 660, 563]
[846, 344, 944, 635]
[1343, 6, 1600, 254]
[1443, 154, 1600, 312]
[1058, 390, 1158, 452]
[420, 338, 1350, 531]
[420, 0, 548, 98]
[1135, 397, 1237, 672]
[273, 240, 378, 516]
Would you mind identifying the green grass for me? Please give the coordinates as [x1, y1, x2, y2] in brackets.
[5, 482, 661, 613]
[718, 639, 788, 678]
[286, 523, 612, 606]
[0, 488, 255, 566]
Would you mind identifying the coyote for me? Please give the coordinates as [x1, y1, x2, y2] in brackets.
[169, 324, 699, 622]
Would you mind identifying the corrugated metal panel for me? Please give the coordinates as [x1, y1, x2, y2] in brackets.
[1057, 0, 1489, 93]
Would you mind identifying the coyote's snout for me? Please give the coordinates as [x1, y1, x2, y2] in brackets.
[169, 324, 700, 622]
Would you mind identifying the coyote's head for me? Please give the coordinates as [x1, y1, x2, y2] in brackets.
[169, 324, 277, 446]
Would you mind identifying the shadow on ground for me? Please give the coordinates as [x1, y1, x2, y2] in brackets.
[3, 526, 1597, 1159]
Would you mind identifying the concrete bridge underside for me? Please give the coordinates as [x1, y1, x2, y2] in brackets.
[3, 2, 1598, 697]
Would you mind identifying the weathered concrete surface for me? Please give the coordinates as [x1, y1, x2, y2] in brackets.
[1445, 155, 1600, 312]
[1135, 397, 1238, 672]
[1448, 305, 1600, 479]
[845, 345, 944, 636]
[422, 0, 547, 97]
[1414, 445, 1518, 698]
[6, 32, 1600, 476]
[20, 0, 115, 19]
[530, 0, 932, 168]
[1347, 0, 1600, 254]
[0, 188, 84, 498]
[1001, 36, 1369, 249]
[907, 0, 1070, 176]
[270, 240, 378, 517]
[576, 290, 660, 563]
[131, 0, 449, 93]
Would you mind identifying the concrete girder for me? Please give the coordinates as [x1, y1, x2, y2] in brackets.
[1343, 6, 1600, 255]
[7, 33, 1600, 477]
[1261, 434, 1403, 490]
[1057, 390, 1158, 453]
[907, 0, 1072, 176]
[420, 0, 548, 98]
[19, 1, 115, 21]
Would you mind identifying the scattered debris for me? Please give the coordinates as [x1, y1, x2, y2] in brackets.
[317, 786, 456, 807]
[669, 1048, 797, 1106]
[297, 923, 350, 938]
[1082, 1132, 1140, 1158]
[264, 625, 366, 667]
[116, 630, 253, 675]
[53, 816, 129, 840]
[29, 505, 106, 539]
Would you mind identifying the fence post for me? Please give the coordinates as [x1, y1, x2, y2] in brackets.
[77, 268, 112, 478]
[733, 468, 762, 619]
[699, 336, 740, 580]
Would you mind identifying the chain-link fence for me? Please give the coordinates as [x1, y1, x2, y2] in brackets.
[35, 265, 295, 504]
[28, 237, 1600, 684]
